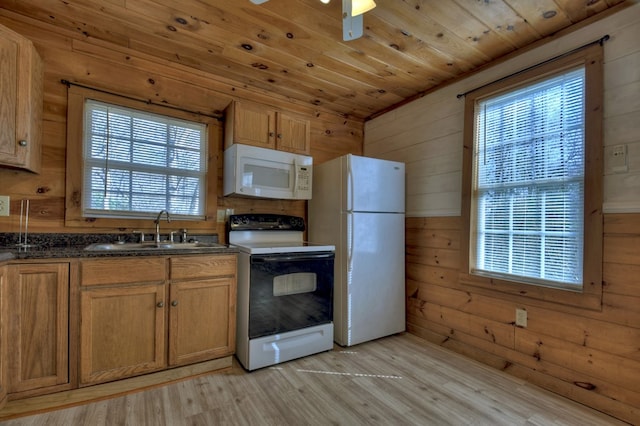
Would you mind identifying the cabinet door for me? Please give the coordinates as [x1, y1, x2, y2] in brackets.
[6, 263, 69, 394]
[226, 101, 276, 149]
[80, 284, 166, 385]
[277, 111, 311, 155]
[169, 277, 236, 366]
[0, 29, 19, 166]
[0, 24, 43, 173]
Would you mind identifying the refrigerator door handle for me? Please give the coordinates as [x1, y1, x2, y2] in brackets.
[347, 155, 354, 212]
[347, 212, 354, 268]
[346, 154, 354, 265]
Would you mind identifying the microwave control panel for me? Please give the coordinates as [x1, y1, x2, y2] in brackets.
[296, 166, 311, 192]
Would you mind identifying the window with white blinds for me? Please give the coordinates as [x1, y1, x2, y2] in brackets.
[471, 67, 585, 289]
[83, 99, 207, 220]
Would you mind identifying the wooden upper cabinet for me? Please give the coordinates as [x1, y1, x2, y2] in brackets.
[225, 100, 311, 155]
[225, 100, 277, 150]
[6, 263, 69, 395]
[0, 24, 43, 173]
[277, 111, 311, 155]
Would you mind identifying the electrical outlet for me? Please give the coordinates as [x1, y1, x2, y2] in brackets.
[605, 144, 628, 174]
[515, 308, 527, 328]
[0, 195, 9, 217]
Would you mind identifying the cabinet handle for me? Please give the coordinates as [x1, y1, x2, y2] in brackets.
[18, 140, 27, 147]
[157, 301, 164, 308]
[277, 133, 282, 139]
[171, 300, 179, 307]
[268, 132, 275, 137]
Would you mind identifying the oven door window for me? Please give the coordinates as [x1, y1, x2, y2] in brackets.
[249, 252, 334, 339]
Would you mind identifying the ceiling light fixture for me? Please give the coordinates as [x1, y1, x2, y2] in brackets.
[313, 0, 377, 11]
[249, 0, 376, 41]
[351, 0, 376, 16]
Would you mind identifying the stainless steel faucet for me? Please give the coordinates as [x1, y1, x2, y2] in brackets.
[154, 209, 171, 243]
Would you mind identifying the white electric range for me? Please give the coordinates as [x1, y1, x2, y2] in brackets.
[228, 214, 335, 371]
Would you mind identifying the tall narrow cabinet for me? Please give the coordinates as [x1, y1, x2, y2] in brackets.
[0, 266, 6, 409]
[6, 263, 70, 396]
[0, 24, 43, 173]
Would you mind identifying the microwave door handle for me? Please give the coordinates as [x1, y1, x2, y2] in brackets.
[293, 158, 299, 198]
[294, 159, 298, 198]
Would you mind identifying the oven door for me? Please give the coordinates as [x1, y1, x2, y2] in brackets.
[248, 251, 334, 339]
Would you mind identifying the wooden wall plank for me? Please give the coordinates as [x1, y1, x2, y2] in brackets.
[603, 235, 640, 265]
[605, 213, 640, 234]
[515, 329, 640, 394]
[603, 262, 640, 297]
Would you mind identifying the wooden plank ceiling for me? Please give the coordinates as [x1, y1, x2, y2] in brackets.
[2, 0, 629, 120]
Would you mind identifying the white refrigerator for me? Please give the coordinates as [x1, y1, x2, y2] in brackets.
[308, 154, 405, 347]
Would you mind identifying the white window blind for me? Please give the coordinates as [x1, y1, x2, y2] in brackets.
[471, 67, 585, 289]
[83, 99, 207, 220]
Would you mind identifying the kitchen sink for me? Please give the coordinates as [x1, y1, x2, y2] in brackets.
[84, 242, 224, 251]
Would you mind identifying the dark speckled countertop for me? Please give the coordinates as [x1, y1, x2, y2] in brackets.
[0, 232, 237, 261]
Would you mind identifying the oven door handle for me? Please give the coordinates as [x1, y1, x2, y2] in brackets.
[252, 253, 335, 262]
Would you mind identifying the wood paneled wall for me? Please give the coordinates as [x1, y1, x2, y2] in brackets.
[406, 214, 640, 423]
[0, 9, 362, 240]
[365, 4, 640, 424]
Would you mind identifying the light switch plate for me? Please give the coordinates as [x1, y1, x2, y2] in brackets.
[0, 195, 9, 216]
[216, 209, 226, 223]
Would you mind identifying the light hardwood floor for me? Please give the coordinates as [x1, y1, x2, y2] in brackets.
[0, 333, 626, 425]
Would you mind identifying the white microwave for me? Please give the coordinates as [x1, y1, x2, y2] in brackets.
[223, 144, 313, 200]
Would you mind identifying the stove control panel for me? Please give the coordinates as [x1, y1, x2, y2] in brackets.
[228, 214, 305, 231]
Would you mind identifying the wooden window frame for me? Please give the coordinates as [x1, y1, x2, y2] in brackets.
[460, 44, 604, 311]
[65, 86, 219, 230]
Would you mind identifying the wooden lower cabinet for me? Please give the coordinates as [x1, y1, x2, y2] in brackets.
[79, 284, 167, 386]
[6, 263, 69, 396]
[169, 255, 236, 367]
[79, 254, 236, 386]
[169, 277, 235, 366]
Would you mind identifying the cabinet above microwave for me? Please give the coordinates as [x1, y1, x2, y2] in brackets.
[224, 101, 311, 155]
[223, 144, 312, 200]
